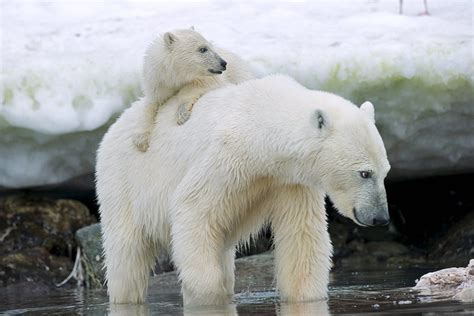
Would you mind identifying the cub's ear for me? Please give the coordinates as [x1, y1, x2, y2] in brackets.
[189, 26, 195, 30]
[312, 109, 329, 132]
[360, 101, 375, 122]
[164, 32, 177, 47]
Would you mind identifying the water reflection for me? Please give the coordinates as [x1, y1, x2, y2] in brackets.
[278, 301, 329, 316]
[107, 300, 329, 316]
[2, 268, 474, 315]
[184, 303, 237, 316]
[109, 303, 151, 316]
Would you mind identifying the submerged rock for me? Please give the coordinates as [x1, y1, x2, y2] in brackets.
[414, 259, 474, 302]
[0, 195, 96, 288]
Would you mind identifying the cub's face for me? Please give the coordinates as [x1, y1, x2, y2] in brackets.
[164, 29, 227, 78]
[317, 102, 391, 227]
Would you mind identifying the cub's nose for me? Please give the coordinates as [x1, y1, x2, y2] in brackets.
[220, 60, 227, 69]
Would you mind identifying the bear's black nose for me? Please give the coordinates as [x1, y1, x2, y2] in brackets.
[220, 60, 227, 69]
[372, 215, 389, 226]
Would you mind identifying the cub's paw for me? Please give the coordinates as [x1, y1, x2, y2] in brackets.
[132, 132, 151, 152]
[176, 102, 194, 125]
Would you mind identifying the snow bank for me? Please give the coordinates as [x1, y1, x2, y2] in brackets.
[1, 0, 473, 188]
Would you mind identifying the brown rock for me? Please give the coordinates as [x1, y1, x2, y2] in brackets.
[0, 195, 96, 288]
[0, 247, 72, 287]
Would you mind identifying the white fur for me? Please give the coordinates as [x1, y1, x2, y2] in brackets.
[134, 29, 254, 151]
[96, 75, 390, 305]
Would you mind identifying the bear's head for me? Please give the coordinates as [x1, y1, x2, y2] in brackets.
[292, 96, 391, 227]
[162, 28, 227, 79]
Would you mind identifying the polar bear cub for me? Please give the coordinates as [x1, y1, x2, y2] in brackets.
[133, 28, 255, 152]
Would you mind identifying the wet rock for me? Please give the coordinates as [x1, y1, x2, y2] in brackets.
[429, 212, 474, 265]
[0, 247, 73, 288]
[153, 253, 174, 275]
[328, 221, 350, 259]
[364, 241, 410, 259]
[0, 195, 96, 288]
[328, 215, 401, 261]
[353, 224, 399, 242]
[414, 259, 474, 302]
[75, 223, 105, 288]
[234, 251, 274, 291]
[0, 195, 96, 256]
[148, 251, 275, 296]
[336, 240, 426, 269]
[385, 254, 428, 267]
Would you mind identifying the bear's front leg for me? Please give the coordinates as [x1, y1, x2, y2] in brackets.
[171, 203, 230, 306]
[270, 185, 332, 302]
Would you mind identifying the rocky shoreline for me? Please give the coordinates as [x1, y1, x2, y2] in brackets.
[0, 195, 96, 290]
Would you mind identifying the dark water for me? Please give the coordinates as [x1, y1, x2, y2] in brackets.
[1, 267, 473, 315]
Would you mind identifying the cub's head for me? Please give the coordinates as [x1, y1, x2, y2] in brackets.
[312, 99, 391, 227]
[163, 28, 227, 78]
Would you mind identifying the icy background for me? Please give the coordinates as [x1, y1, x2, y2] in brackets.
[1, 0, 473, 188]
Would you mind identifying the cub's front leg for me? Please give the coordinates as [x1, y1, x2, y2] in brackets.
[175, 82, 218, 125]
[132, 102, 159, 152]
[176, 95, 200, 126]
[132, 131, 152, 152]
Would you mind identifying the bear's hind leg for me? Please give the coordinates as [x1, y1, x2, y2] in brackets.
[171, 207, 230, 306]
[102, 221, 157, 304]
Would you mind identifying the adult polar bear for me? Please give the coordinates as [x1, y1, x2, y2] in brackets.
[96, 75, 391, 305]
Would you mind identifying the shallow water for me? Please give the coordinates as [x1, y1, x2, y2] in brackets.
[1, 267, 473, 315]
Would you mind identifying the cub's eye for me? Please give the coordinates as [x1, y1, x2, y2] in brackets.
[359, 171, 372, 179]
[199, 47, 208, 53]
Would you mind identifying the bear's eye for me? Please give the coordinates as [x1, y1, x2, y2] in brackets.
[359, 171, 372, 179]
[199, 47, 208, 53]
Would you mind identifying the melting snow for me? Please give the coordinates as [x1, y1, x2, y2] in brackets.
[0, 0, 473, 187]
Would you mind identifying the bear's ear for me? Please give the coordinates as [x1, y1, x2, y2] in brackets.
[189, 26, 195, 31]
[164, 32, 177, 47]
[312, 109, 329, 131]
[360, 101, 375, 123]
